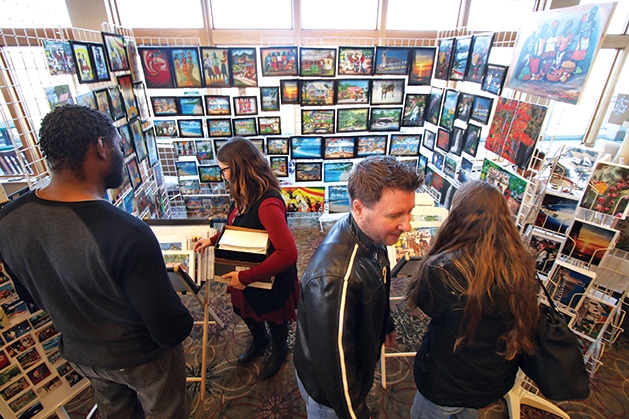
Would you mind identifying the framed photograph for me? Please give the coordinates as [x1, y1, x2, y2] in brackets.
[560, 219, 619, 266]
[90, 44, 110, 81]
[177, 119, 204, 138]
[469, 95, 493, 125]
[389, 134, 421, 157]
[455, 92, 475, 122]
[117, 74, 139, 120]
[295, 162, 322, 182]
[431, 150, 444, 171]
[324, 162, 354, 183]
[356, 135, 387, 157]
[270, 156, 289, 177]
[337, 46, 374, 75]
[177, 96, 204, 116]
[280, 79, 300, 104]
[101, 32, 129, 72]
[546, 260, 596, 308]
[434, 38, 455, 80]
[151, 97, 178, 116]
[129, 118, 148, 162]
[154, 120, 178, 137]
[198, 165, 222, 183]
[465, 33, 495, 83]
[370, 79, 405, 105]
[195, 140, 214, 161]
[232, 117, 258, 137]
[43, 40, 75, 76]
[449, 126, 465, 156]
[573, 296, 614, 339]
[449, 37, 472, 81]
[127, 157, 142, 189]
[373, 47, 411, 76]
[534, 191, 580, 234]
[170, 48, 203, 88]
[70, 41, 97, 83]
[579, 161, 629, 218]
[260, 86, 280, 112]
[481, 64, 508, 95]
[300, 79, 335, 106]
[204, 95, 231, 116]
[229, 47, 258, 87]
[266, 137, 289, 155]
[328, 185, 351, 213]
[200, 47, 231, 87]
[527, 228, 564, 274]
[408, 47, 436, 85]
[94, 89, 112, 118]
[258, 116, 281, 135]
[425, 87, 444, 126]
[336, 108, 369, 133]
[336, 79, 371, 105]
[301, 109, 335, 134]
[439, 89, 459, 130]
[324, 136, 355, 159]
[435, 128, 451, 153]
[260, 46, 298, 77]
[138, 47, 175, 88]
[422, 129, 436, 151]
[402, 94, 428, 128]
[207, 118, 233, 138]
[369, 108, 402, 132]
[290, 136, 323, 159]
[462, 123, 482, 157]
[300, 47, 336, 77]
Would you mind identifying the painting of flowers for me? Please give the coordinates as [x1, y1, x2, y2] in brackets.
[578, 162, 629, 218]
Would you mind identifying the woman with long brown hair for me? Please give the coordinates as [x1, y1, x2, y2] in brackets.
[195, 137, 298, 380]
[406, 180, 539, 418]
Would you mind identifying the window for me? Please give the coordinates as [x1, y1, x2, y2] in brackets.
[386, 0, 459, 31]
[117, 0, 203, 28]
[467, 0, 537, 32]
[0, 0, 71, 28]
[301, 0, 379, 30]
[210, 0, 292, 29]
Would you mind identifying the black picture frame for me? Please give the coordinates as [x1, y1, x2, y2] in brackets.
[207, 118, 233, 138]
[355, 135, 388, 157]
[266, 137, 289, 155]
[336, 79, 371, 105]
[455, 92, 474, 122]
[401, 93, 428, 128]
[270, 156, 289, 177]
[389, 134, 421, 157]
[170, 47, 203, 88]
[151, 97, 179, 116]
[434, 38, 455, 80]
[425, 87, 444, 126]
[229, 47, 258, 87]
[469, 95, 494, 125]
[290, 136, 323, 159]
[70, 41, 98, 83]
[449, 36, 472, 81]
[408, 47, 436, 85]
[422, 129, 436, 151]
[177, 96, 204, 116]
[373, 46, 411, 76]
[101, 31, 130, 72]
[90, 43, 110, 81]
[463, 123, 482, 157]
[370, 79, 405, 105]
[337, 46, 374, 76]
[200, 47, 231, 87]
[299, 47, 336, 77]
[369, 107, 402, 132]
[260, 86, 280, 111]
[299, 79, 335, 106]
[435, 128, 451, 153]
[323, 136, 356, 159]
[336, 108, 369, 133]
[94, 89, 112, 118]
[280, 79, 300, 104]
[260, 46, 298, 77]
[204, 95, 231, 116]
[233, 96, 258, 116]
[464, 33, 495, 83]
[481, 64, 508, 96]
[439, 89, 459, 130]
[198, 165, 222, 183]
[301, 109, 335, 134]
[449, 126, 465, 156]
[258, 116, 282, 135]
[177, 119, 204, 138]
[232, 117, 258, 137]
[295, 162, 323, 182]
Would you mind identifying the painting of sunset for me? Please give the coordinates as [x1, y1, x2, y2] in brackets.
[561, 220, 619, 266]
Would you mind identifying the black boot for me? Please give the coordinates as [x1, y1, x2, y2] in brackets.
[238, 319, 270, 364]
[260, 322, 289, 380]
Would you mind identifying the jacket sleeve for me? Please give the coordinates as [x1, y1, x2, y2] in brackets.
[415, 265, 462, 319]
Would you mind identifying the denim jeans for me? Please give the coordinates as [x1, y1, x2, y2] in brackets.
[69, 343, 190, 419]
[410, 390, 479, 419]
[297, 372, 342, 419]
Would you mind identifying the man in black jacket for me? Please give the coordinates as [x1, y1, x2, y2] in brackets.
[294, 155, 422, 419]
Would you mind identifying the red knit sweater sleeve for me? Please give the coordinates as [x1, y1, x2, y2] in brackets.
[237, 197, 298, 285]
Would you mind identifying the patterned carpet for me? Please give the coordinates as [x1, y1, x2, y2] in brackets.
[61, 219, 629, 419]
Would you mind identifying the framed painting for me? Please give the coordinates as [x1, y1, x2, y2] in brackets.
[270, 156, 289, 177]
[324, 137, 355, 159]
[214, 139, 228, 153]
[295, 162, 322, 182]
[195, 140, 214, 161]
[170, 48, 203, 88]
[444, 155, 458, 179]
[126, 157, 143, 189]
[90, 44, 110, 81]
[175, 160, 199, 178]
[455, 92, 474, 122]
[435, 128, 451, 153]
[369, 107, 402, 132]
[151, 97, 178, 117]
[299, 47, 336, 77]
[117, 74, 139, 120]
[464, 33, 495, 83]
[232, 117, 258, 137]
[408, 47, 436, 85]
[133, 82, 151, 120]
[338, 46, 374, 75]
[534, 191, 580, 234]
[579, 161, 629, 218]
[43, 40, 75, 76]
[301, 109, 335, 134]
[425, 87, 444, 126]
[434, 38, 455, 80]
[101, 32, 129, 72]
[76, 91, 96, 109]
[280, 79, 300, 104]
[250, 138, 265, 154]
[469, 95, 493, 125]
[336, 79, 370, 105]
[118, 124, 134, 157]
[439, 89, 459, 130]
[200, 47, 231, 87]
[431, 151, 444, 171]
[177, 96, 204, 116]
[290, 136, 323, 159]
[449, 126, 465, 156]
[324, 162, 354, 183]
[418, 154, 428, 175]
[356, 135, 387, 157]
[373, 47, 411, 76]
[328, 185, 351, 213]
[258, 116, 281, 135]
[260, 86, 280, 112]
[260, 46, 298, 77]
[402, 93, 428, 128]
[138, 47, 175, 88]
[173, 140, 197, 157]
[204, 95, 231, 116]
[207, 118, 233, 138]
[229, 47, 258, 87]
[462, 123, 482, 157]
[199, 165, 222, 183]
[177, 119, 204, 138]
[481, 64, 508, 96]
[300, 79, 335, 106]
[422, 129, 436, 151]
[527, 229, 563, 274]
[129, 118, 148, 162]
[94, 89, 112, 118]
[233, 96, 258, 116]
[370, 79, 405, 105]
[154, 120, 178, 137]
[70, 41, 97, 83]
[458, 157, 473, 183]
[125, 38, 143, 83]
[546, 260, 596, 308]
[336, 108, 369, 133]
[144, 127, 160, 166]
[449, 36, 472, 81]
[266, 137, 289, 155]
[389, 134, 421, 157]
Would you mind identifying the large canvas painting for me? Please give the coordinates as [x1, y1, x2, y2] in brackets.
[505, 3, 616, 105]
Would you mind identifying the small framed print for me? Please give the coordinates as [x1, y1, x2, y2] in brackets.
[176, 96, 204, 116]
[127, 157, 142, 189]
[260, 47, 298, 77]
[469, 95, 494, 125]
[280, 79, 300, 104]
[435, 128, 451, 153]
[76, 92, 96, 109]
[91, 43, 110, 81]
[462, 123, 482, 157]
[232, 117, 258, 137]
[233, 96, 258, 116]
[337, 46, 374, 76]
[200, 47, 231, 87]
[336, 108, 369, 133]
[527, 228, 563, 274]
[572, 296, 614, 339]
[369, 107, 402, 132]
[431, 151, 445, 171]
[170, 47, 203, 88]
[151, 97, 178, 116]
[455, 92, 474, 122]
[229, 47, 258, 87]
[389, 134, 421, 157]
[356, 135, 387, 157]
[195, 140, 214, 161]
[270, 156, 289, 177]
[198, 165, 222, 183]
[301, 109, 335, 135]
[425, 87, 444, 126]
[101, 32, 129, 72]
[373, 47, 411, 76]
[70, 41, 97, 83]
[465, 33, 495, 83]
[481, 64, 508, 96]
[458, 157, 473, 184]
[402, 94, 428, 128]
[175, 160, 199, 178]
[449, 37, 472, 81]
[43, 40, 75, 76]
[207, 118, 233, 138]
[117, 74, 139, 120]
[205, 95, 231, 116]
[258, 116, 281, 135]
[154, 120, 178, 137]
[300, 47, 336, 77]
[418, 154, 428, 175]
[295, 162, 322, 182]
[177, 119, 204, 138]
[214, 139, 228, 154]
[449, 126, 465, 156]
[260, 87, 280, 112]
[300, 79, 335, 106]
[408, 47, 436, 85]
[328, 185, 351, 213]
[266, 137, 289, 155]
[545, 260, 596, 309]
[250, 138, 265, 154]
[324, 136, 355, 159]
[138, 47, 175, 88]
[94, 89, 112, 118]
[560, 219, 619, 266]
[336, 79, 371, 105]
[370, 79, 405, 105]
[439, 89, 459, 130]
[118, 124, 134, 157]
[434, 38, 455, 80]
[290, 136, 323, 159]
[324, 162, 354, 183]
[422, 129, 436, 151]
[129, 118, 148, 162]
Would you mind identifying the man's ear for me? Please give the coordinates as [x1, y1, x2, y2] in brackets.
[95, 137, 107, 160]
[352, 199, 364, 217]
